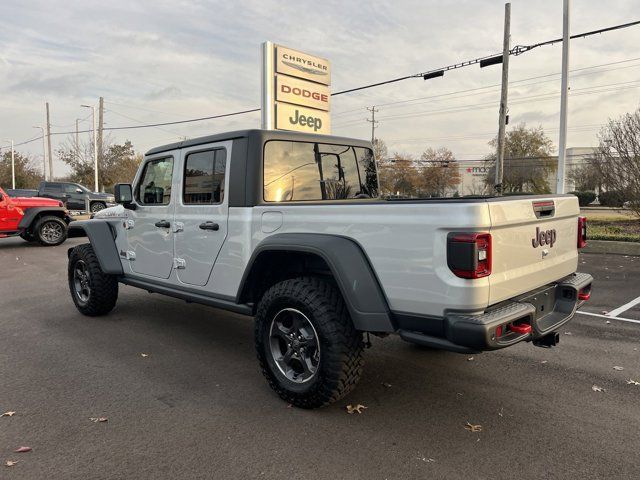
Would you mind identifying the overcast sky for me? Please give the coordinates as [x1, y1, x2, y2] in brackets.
[1, 0, 639, 177]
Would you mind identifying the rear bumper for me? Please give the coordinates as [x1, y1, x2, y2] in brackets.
[398, 272, 593, 353]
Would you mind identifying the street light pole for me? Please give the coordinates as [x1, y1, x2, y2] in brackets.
[3, 140, 15, 188]
[556, 0, 571, 194]
[33, 126, 47, 180]
[81, 104, 99, 192]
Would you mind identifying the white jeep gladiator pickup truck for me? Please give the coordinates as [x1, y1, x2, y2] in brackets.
[66, 129, 592, 408]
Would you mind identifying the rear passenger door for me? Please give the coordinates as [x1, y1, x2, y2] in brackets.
[173, 142, 230, 286]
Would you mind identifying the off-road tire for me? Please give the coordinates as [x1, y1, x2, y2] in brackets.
[35, 215, 67, 246]
[90, 202, 106, 213]
[255, 277, 364, 408]
[68, 243, 118, 316]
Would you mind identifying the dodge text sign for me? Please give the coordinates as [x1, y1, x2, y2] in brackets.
[276, 75, 330, 111]
[275, 45, 331, 86]
[276, 103, 330, 134]
[262, 41, 332, 133]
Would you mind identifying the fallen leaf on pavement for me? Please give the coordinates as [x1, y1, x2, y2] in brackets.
[602, 311, 609, 315]
[564, 332, 572, 336]
[1, 411, 16, 417]
[613, 366, 624, 371]
[627, 380, 640, 386]
[606, 321, 611, 325]
[5, 460, 18, 467]
[346, 404, 368, 414]
[89, 417, 108, 423]
[467, 357, 474, 361]
[14, 447, 31, 453]
[381, 382, 392, 388]
[592, 385, 605, 392]
[140, 353, 149, 357]
[465, 422, 482, 432]
[541, 360, 548, 364]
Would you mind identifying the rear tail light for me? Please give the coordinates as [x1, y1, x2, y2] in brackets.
[447, 232, 492, 279]
[577, 216, 587, 248]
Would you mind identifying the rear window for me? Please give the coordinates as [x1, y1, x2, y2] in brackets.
[263, 140, 378, 202]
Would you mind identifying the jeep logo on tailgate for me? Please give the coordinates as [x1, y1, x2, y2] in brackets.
[532, 227, 557, 248]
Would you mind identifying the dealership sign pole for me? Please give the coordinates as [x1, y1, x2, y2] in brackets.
[261, 42, 331, 134]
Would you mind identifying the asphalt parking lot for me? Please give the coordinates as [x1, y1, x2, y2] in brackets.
[1, 238, 639, 480]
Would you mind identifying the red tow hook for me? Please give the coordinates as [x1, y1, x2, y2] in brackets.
[509, 323, 532, 335]
[578, 288, 591, 301]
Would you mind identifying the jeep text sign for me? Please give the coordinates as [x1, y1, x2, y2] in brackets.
[276, 103, 330, 134]
[276, 75, 330, 112]
[276, 46, 331, 86]
[531, 227, 557, 248]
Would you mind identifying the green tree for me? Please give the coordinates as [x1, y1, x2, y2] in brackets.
[484, 124, 556, 194]
[0, 150, 43, 189]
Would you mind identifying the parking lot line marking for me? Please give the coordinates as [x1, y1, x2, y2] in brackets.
[576, 310, 640, 325]
[606, 295, 640, 318]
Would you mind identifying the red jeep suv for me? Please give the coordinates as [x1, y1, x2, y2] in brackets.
[0, 186, 72, 246]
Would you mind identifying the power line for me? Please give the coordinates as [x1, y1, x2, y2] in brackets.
[5, 19, 638, 145]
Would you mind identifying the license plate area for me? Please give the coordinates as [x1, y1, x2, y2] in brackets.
[515, 285, 557, 322]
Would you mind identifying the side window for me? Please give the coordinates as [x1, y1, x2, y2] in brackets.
[44, 183, 62, 194]
[136, 157, 174, 205]
[183, 149, 226, 204]
[263, 141, 377, 202]
[64, 184, 79, 194]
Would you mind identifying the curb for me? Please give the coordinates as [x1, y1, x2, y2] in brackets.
[583, 240, 640, 256]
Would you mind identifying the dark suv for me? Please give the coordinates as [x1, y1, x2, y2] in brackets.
[38, 182, 116, 213]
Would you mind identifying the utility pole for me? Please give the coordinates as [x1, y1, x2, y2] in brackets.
[97, 96, 104, 169]
[366, 106, 379, 144]
[45, 102, 54, 181]
[556, 0, 571, 194]
[81, 104, 99, 192]
[494, 2, 511, 195]
[33, 126, 47, 180]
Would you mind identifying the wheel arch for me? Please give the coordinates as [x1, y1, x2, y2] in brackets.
[67, 220, 123, 275]
[237, 233, 395, 332]
[18, 207, 67, 232]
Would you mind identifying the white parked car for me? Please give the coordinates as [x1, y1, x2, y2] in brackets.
[66, 129, 593, 408]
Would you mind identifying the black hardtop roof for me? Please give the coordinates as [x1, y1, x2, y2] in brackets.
[145, 129, 372, 156]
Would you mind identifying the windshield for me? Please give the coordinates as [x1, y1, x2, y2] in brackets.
[263, 140, 378, 202]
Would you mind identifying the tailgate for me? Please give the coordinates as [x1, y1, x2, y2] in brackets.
[488, 196, 580, 305]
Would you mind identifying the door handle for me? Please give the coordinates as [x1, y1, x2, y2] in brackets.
[155, 220, 171, 228]
[199, 221, 219, 231]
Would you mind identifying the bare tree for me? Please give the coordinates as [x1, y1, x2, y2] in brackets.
[418, 147, 461, 197]
[591, 108, 640, 216]
[57, 135, 142, 191]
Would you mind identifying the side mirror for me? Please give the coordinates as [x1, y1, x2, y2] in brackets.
[114, 183, 135, 209]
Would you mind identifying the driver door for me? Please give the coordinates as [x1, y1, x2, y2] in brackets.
[127, 153, 176, 279]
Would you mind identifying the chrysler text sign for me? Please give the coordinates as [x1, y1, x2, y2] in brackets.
[276, 75, 330, 111]
[276, 103, 330, 134]
[276, 45, 331, 86]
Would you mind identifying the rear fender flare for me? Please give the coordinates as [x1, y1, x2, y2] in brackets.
[237, 233, 395, 332]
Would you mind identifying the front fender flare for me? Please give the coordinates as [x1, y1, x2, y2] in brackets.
[238, 233, 395, 332]
[67, 220, 123, 275]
